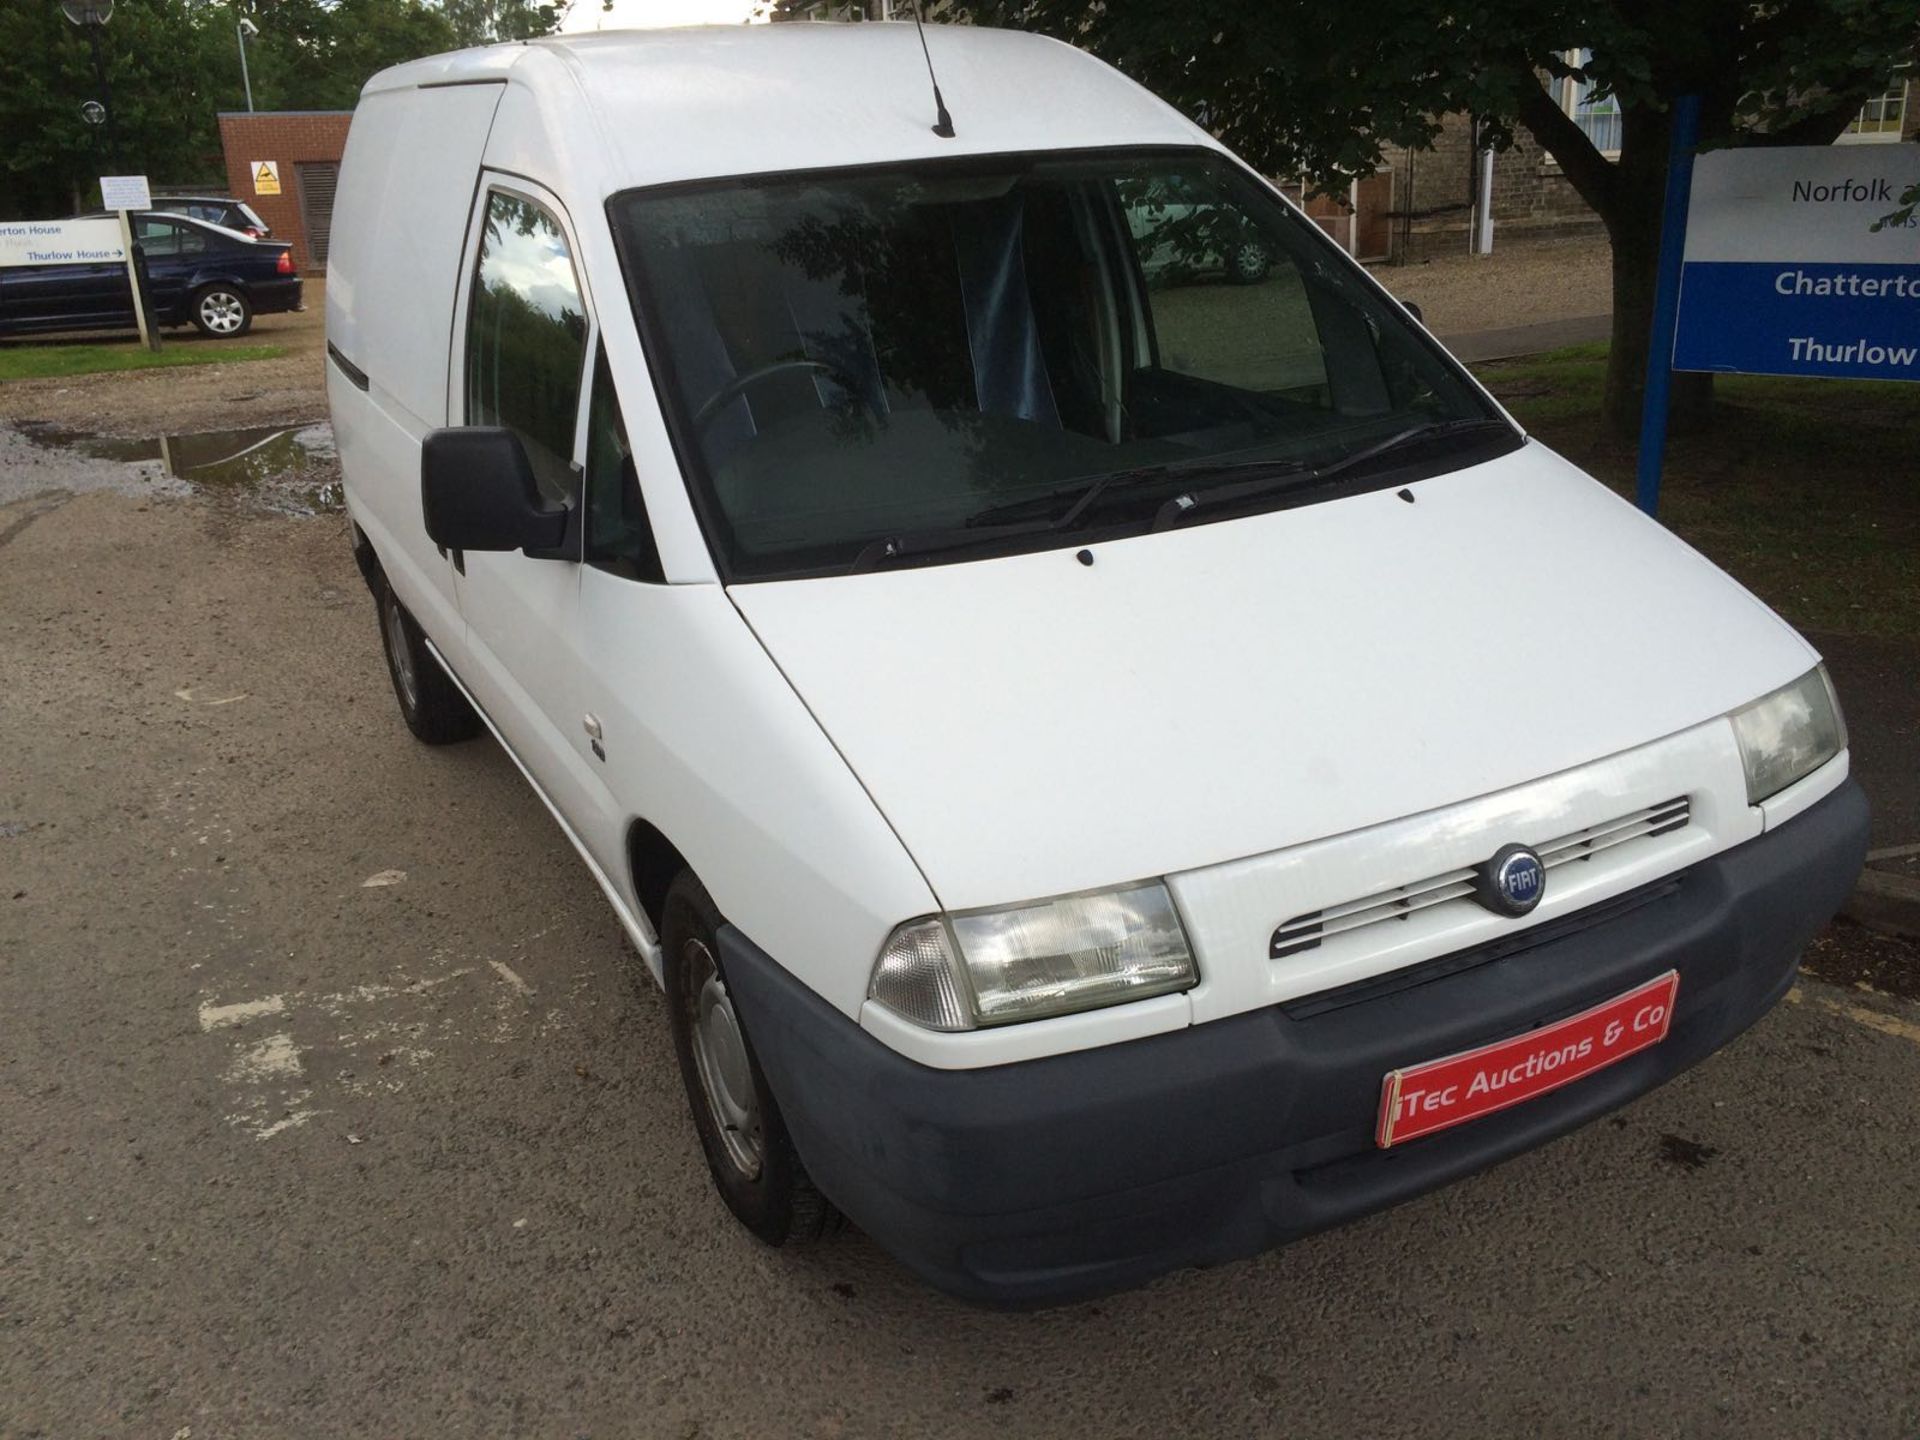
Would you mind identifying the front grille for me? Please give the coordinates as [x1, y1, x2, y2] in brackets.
[1271, 796, 1691, 961]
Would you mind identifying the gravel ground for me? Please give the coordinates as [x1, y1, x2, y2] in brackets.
[3, 483, 1918, 1439]
[1, 261, 1916, 1434]
[0, 280, 326, 437]
[1370, 234, 1613, 337]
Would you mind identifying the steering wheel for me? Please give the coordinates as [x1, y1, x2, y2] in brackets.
[692, 359, 875, 429]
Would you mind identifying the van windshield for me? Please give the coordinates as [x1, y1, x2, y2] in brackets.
[611, 149, 1511, 579]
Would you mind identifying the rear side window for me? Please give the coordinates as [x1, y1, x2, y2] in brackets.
[135, 218, 206, 257]
[464, 190, 589, 504]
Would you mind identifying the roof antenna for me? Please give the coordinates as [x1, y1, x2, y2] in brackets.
[909, 3, 956, 139]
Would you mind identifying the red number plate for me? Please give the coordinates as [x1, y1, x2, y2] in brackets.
[1376, 971, 1680, 1148]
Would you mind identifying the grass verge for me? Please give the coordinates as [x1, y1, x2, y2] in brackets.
[1475, 344, 1920, 639]
[0, 342, 287, 382]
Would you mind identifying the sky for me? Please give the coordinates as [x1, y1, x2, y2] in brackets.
[560, 0, 762, 31]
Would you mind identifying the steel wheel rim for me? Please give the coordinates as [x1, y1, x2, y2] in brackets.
[383, 596, 419, 712]
[684, 936, 763, 1179]
[1233, 243, 1266, 280]
[200, 292, 244, 333]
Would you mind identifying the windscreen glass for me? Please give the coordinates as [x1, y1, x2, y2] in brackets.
[613, 149, 1504, 578]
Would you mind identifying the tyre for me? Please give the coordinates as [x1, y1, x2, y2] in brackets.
[1226, 239, 1271, 285]
[190, 283, 252, 337]
[376, 581, 481, 745]
[662, 871, 839, 1247]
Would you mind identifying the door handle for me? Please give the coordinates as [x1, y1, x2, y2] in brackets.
[583, 713, 605, 761]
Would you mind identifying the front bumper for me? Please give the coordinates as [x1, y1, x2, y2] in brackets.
[720, 780, 1868, 1306]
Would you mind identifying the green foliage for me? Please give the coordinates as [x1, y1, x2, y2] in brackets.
[0, 0, 562, 221]
[0, 340, 286, 381]
[0, 0, 226, 217]
[441, 0, 565, 45]
[955, 1, 1920, 196]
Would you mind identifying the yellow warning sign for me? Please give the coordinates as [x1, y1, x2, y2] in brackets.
[252, 160, 281, 196]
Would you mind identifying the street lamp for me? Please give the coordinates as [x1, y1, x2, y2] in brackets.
[61, 0, 120, 171]
[237, 16, 259, 113]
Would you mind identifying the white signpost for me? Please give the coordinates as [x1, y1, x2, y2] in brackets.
[1674, 145, 1920, 382]
[0, 218, 127, 269]
[1636, 111, 1917, 515]
[98, 173, 151, 211]
[98, 173, 158, 352]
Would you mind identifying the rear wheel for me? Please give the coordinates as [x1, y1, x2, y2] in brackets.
[191, 283, 252, 337]
[662, 871, 838, 1246]
[376, 582, 480, 745]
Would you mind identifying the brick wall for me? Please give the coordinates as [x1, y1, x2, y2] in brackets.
[1379, 111, 1604, 261]
[216, 111, 353, 273]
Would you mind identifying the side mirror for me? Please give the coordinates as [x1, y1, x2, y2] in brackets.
[421, 427, 569, 555]
[1401, 300, 1425, 325]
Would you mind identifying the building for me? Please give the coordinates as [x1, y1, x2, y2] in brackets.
[215, 111, 353, 273]
[1377, 62, 1917, 261]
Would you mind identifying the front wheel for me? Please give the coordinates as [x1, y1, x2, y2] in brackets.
[191, 284, 252, 337]
[662, 871, 838, 1247]
[376, 582, 480, 745]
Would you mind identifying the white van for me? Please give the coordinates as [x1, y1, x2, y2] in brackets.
[327, 24, 1868, 1304]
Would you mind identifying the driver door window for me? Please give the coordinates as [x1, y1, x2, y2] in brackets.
[464, 190, 589, 506]
[583, 345, 664, 583]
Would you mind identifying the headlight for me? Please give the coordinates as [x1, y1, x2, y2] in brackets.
[869, 881, 1198, 1031]
[1728, 665, 1846, 805]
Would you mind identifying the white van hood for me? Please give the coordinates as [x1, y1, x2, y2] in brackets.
[728, 444, 1817, 913]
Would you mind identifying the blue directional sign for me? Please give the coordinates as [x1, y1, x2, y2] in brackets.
[1673, 146, 1920, 383]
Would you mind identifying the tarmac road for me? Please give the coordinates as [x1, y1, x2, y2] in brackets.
[4, 486, 1920, 1439]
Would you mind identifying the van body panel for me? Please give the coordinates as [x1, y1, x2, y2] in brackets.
[538, 25, 1210, 193]
[441, 166, 607, 875]
[326, 80, 504, 432]
[329, 368, 472, 684]
[325, 25, 1868, 1301]
[329, 79, 505, 635]
[573, 566, 940, 1016]
[727, 443, 1818, 914]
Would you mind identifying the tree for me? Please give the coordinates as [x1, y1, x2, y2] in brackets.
[440, 0, 566, 45]
[956, 0, 1920, 433]
[0, 0, 228, 217]
[0, 0, 562, 222]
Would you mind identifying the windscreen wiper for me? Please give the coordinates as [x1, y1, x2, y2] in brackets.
[1149, 417, 1515, 533]
[850, 455, 1312, 573]
[1303, 416, 1515, 484]
[849, 420, 1514, 571]
[966, 455, 1310, 531]
[847, 518, 1058, 573]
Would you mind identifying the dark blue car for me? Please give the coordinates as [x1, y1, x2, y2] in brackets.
[0, 213, 302, 339]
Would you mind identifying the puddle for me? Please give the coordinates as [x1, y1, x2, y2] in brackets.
[4, 420, 340, 515]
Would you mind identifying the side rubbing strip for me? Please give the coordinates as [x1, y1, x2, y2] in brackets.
[328, 341, 369, 391]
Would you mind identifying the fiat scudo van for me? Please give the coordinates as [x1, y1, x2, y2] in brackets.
[326, 24, 1869, 1304]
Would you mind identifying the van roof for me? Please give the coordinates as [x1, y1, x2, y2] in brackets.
[361, 23, 1210, 192]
